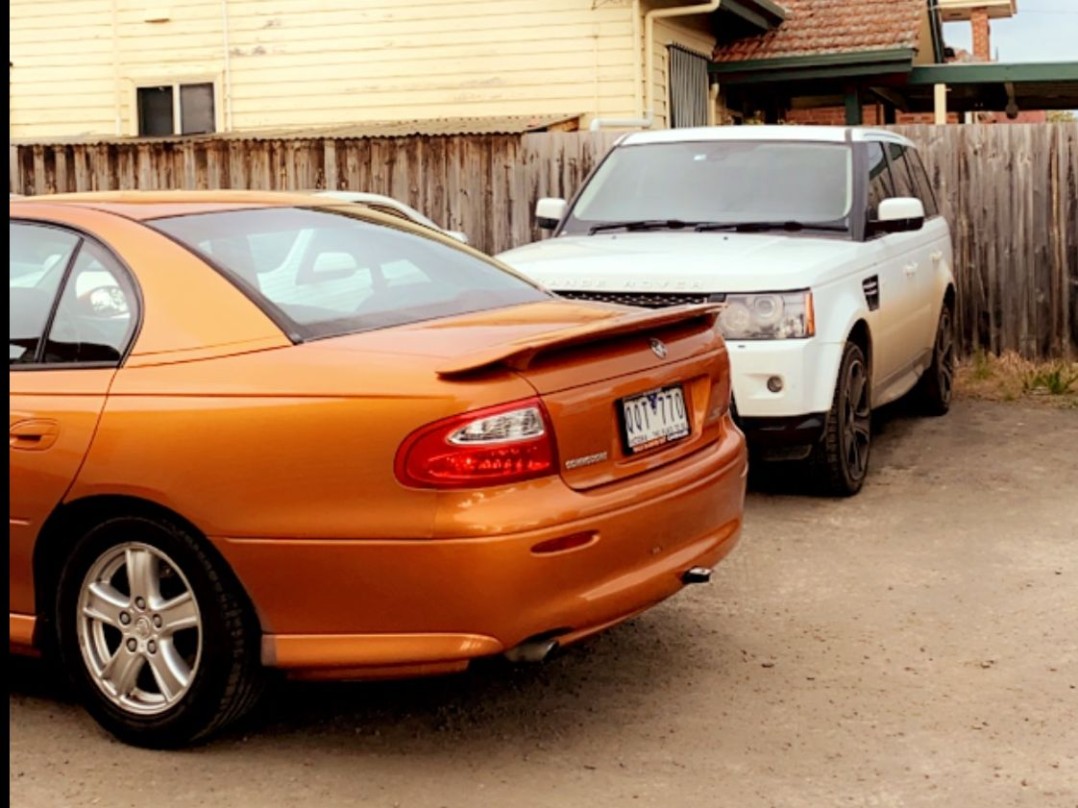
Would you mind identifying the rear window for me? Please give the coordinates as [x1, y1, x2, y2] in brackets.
[151, 207, 548, 340]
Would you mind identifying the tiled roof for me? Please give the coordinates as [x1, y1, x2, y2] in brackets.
[713, 0, 925, 63]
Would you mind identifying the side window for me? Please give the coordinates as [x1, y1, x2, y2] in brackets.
[43, 241, 138, 365]
[908, 149, 939, 218]
[886, 144, 918, 201]
[865, 142, 894, 221]
[9, 223, 79, 364]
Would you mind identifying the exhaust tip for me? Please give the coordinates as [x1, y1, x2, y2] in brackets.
[504, 637, 560, 664]
[681, 566, 712, 585]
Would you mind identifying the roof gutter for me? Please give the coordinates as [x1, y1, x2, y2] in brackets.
[721, 0, 786, 30]
[907, 61, 1078, 85]
[591, 0, 724, 131]
[709, 48, 917, 84]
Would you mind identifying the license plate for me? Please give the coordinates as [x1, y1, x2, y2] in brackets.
[620, 385, 690, 454]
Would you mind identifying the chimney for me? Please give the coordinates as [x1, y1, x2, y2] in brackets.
[971, 8, 992, 61]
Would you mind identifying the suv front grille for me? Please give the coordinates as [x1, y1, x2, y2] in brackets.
[556, 290, 715, 309]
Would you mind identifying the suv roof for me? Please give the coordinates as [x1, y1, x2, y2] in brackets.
[618, 125, 915, 149]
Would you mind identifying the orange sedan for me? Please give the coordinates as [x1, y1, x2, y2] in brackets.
[9, 192, 747, 747]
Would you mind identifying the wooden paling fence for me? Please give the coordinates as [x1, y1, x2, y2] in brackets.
[8, 131, 621, 265]
[10, 123, 1077, 358]
[893, 124, 1077, 361]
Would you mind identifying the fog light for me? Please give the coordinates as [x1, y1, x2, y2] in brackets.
[767, 376, 784, 393]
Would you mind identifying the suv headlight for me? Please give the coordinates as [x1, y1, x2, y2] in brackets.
[716, 291, 814, 340]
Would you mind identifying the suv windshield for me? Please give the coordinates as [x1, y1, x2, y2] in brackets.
[152, 207, 548, 340]
[563, 140, 853, 236]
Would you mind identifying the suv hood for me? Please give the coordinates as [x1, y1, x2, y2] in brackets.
[497, 232, 864, 293]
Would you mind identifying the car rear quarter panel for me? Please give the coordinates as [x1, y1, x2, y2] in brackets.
[66, 346, 536, 540]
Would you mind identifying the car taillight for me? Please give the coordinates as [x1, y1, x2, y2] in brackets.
[705, 353, 733, 426]
[395, 398, 557, 489]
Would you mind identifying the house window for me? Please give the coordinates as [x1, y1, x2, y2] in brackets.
[667, 45, 709, 128]
[137, 82, 216, 136]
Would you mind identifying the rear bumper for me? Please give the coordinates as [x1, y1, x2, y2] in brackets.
[213, 424, 747, 678]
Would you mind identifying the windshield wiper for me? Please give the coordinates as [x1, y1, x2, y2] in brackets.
[694, 220, 848, 233]
[587, 219, 848, 235]
[588, 219, 704, 235]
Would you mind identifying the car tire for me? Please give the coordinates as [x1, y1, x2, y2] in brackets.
[811, 341, 872, 497]
[916, 302, 956, 417]
[55, 514, 264, 748]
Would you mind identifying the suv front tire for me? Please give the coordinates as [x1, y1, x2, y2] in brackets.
[812, 341, 872, 497]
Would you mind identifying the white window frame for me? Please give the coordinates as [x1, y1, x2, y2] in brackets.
[127, 75, 222, 137]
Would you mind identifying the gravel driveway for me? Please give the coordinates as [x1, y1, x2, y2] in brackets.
[10, 398, 1077, 808]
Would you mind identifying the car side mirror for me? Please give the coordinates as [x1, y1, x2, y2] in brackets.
[536, 197, 568, 230]
[872, 197, 926, 234]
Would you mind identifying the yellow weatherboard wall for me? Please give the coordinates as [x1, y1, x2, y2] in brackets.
[9, 0, 719, 139]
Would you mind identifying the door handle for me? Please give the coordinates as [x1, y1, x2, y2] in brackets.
[904, 263, 918, 277]
[10, 419, 60, 451]
[931, 251, 943, 263]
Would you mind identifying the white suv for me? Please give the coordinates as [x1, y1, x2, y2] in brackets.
[497, 126, 955, 496]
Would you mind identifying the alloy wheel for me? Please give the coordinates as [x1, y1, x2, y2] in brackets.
[76, 542, 203, 716]
[842, 357, 871, 482]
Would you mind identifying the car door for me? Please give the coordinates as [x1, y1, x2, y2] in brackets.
[9, 224, 138, 617]
[881, 142, 939, 371]
[907, 147, 952, 346]
[862, 141, 922, 389]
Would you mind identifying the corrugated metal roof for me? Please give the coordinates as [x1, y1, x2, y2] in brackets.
[11, 113, 582, 147]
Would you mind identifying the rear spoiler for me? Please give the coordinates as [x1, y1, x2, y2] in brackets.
[436, 303, 722, 377]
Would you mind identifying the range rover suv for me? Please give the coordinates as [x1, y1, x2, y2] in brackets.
[497, 126, 956, 496]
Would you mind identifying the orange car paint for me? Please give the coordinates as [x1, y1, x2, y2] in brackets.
[9, 192, 748, 678]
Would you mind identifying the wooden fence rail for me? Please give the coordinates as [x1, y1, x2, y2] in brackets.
[10, 123, 1077, 358]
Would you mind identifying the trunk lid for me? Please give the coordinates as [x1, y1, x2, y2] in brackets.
[310, 300, 734, 492]
[430, 301, 733, 492]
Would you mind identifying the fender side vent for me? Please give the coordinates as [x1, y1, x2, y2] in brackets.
[863, 275, 880, 312]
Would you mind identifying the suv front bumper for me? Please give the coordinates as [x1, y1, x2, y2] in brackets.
[724, 338, 844, 420]
[734, 409, 827, 452]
